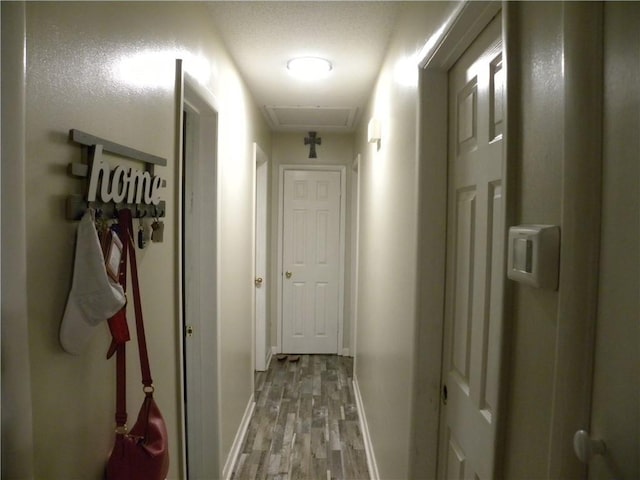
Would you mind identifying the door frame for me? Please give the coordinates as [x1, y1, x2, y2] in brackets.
[253, 143, 269, 371]
[177, 61, 221, 479]
[276, 164, 347, 355]
[415, 2, 511, 477]
[1, 4, 36, 478]
[350, 154, 361, 363]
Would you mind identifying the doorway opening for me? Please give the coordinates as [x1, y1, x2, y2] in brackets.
[415, 3, 509, 477]
[276, 165, 347, 355]
[179, 66, 221, 479]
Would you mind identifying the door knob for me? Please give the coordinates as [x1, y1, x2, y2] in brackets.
[285, 271, 292, 278]
[255, 277, 263, 286]
[573, 430, 606, 463]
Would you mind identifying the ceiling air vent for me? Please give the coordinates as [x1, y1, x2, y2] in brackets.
[264, 106, 358, 132]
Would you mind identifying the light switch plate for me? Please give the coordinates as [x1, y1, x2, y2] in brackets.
[507, 225, 560, 290]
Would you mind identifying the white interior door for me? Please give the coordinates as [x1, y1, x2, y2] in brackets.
[438, 14, 504, 480]
[181, 73, 220, 479]
[584, 4, 639, 478]
[182, 106, 204, 480]
[282, 169, 342, 354]
[254, 144, 268, 371]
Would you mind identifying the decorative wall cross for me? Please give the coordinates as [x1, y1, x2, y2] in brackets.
[304, 131, 322, 158]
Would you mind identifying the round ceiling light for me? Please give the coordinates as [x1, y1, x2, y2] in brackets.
[286, 57, 332, 80]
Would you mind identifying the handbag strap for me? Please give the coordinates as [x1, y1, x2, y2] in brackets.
[121, 210, 154, 390]
[113, 214, 130, 429]
[113, 209, 154, 430]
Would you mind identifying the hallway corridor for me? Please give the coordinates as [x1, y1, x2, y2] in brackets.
[231, 355, 369, 480]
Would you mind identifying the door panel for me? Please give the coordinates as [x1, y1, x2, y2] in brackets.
[439, 13, 504, 480]
[483, 182, 503, 420]
[282, 170, 341, 354]
[445, 430, 468, 480]
[451, 187, 476, 387]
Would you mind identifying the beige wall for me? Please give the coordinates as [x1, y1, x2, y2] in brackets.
[352, 3, 457, 478]
[12, 2, 269, 478]
[268, 132, 354, 352]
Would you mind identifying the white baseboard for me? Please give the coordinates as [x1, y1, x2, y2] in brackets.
[222, 394, 255, 480]
[265, 349, 273, 370]
[272, 345, 279, 355]
[353, 376, 379, 480]
[341, 347, 350, 357]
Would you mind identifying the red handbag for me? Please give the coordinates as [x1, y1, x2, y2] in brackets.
[106, 209, 169, 480]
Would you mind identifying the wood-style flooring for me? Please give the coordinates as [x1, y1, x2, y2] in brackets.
[231, 355, 370, 480]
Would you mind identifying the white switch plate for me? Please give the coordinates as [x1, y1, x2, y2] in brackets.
[507, 225, 560, 290]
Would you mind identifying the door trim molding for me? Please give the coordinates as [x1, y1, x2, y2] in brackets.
[253, 143, 269, 372]
[177, 60, 222, 479]
[548, 4, 603, 476]
[350, 154, 361, 364]
[276, 164, 347, 355]
[413, 2, 509, 477]
[418, 1, 501, 71]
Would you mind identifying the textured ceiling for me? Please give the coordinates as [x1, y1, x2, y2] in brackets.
[207, 1, 400, 132]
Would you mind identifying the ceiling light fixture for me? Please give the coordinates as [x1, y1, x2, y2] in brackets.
[287, 57, 332, 80]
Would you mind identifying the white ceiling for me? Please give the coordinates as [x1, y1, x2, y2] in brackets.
[207, 1, 400, 132]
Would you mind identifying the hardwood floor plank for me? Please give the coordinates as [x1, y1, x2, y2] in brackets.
[310, 457, 328, 480]
[290, 432, 311, 480]
[328, 449, 344, 480]
[267, 454, 281, 476]
[328, 417, 341, 452]
[339, 420, 364, 451]
[341, 448, 368, 480]
[343, 404, 358, 422]
[235, 453, 249, 478]
[299, 396, 313, 434]
[310, 427, 328, 459]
